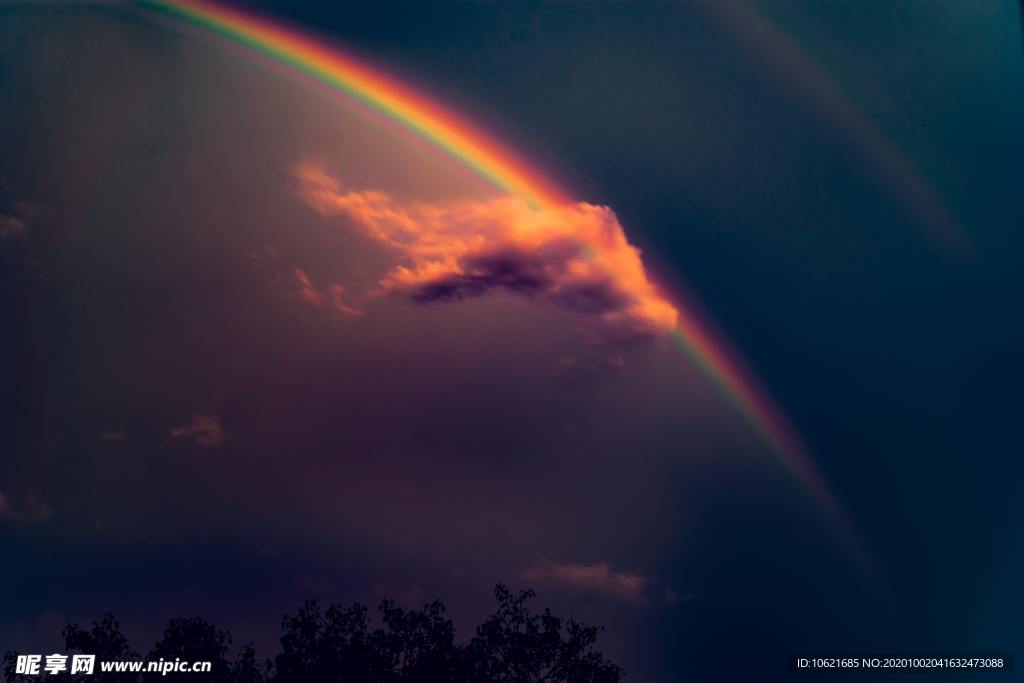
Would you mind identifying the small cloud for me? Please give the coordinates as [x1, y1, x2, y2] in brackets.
[0, 490, 52, 523]
[0, 201, 39, 242]
[664, 587, 696, 605]
[605, 354, 626, 371]
[253, 245, 365, 319]
[521, 560, 648, 601]
[292, 267, 363, 316]
[169, 414, 226, 448]
[256, 546, 281, 560]
[294, 267, 324, 306]
[0, 215, 26, 240]
[101, 431, 126, 442]
[325, 283, 363, 316]
[293, 164, 678, 339]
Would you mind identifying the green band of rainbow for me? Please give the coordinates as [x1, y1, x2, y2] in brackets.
[144, 0, 866, 564]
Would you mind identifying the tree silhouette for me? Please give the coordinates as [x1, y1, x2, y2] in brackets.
[4, 613, 138, 683]
[4, 584, 623, 682]
[274, 600, 377, 682]
[227, 645, 270, 683]
[373, 599, 459, 681]
[63, 614, 139, 683]
[149, 617, 231, 681]
[465, 585, 623, 683]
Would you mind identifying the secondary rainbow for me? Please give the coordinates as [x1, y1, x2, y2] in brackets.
[145, 0, 866, 561]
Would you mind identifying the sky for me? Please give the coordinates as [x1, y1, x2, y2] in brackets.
[2, 2, 1023, 681]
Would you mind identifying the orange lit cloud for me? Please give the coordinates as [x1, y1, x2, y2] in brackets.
[521, 560, 648, 601]
[292, 267, 363, 316]
[294, 164, 678, 338]
[169, 414, 226, 448]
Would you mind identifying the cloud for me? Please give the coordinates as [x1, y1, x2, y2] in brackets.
[250, 244, 363, 318]
[294, 164, 678, 338]
[0, 201, 39, 241]
[0, 215, 26, 240]
[664, 587, 696, 605]
[292, 267, 363, 316]
[169, 414, 226, 448]
[521, 560, 648, 601]
[0, 490, 52, 523]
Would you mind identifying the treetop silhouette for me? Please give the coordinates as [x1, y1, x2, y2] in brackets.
[4, 584, 624, 682]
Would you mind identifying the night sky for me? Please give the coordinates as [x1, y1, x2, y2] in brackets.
[2, 2, 1023, 681]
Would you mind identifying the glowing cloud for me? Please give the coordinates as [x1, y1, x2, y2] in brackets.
[521, 560, 647, 601]
[295, 164, 678, 338]
[292, 267, 363, 316]
[169, 414, 226, 448]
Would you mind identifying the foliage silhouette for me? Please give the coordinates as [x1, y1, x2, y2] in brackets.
[149, 617, 232, 681]
[4, 584, 623, 682]
[4, 613, 139, 683]
[464, 585, 622, 682]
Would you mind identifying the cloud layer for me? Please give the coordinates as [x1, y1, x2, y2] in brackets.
[521, 560, 648, 601]
[294, 165, 678, 338]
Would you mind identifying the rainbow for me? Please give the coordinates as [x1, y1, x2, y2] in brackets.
[702, 0, 968, 254]
[146, 0, 565, 210]
[144, 0, 866, 562]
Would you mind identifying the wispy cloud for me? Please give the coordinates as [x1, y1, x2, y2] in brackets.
[0, 490, 52, 523]
[250, 244, 363, 318]
[0, 215, 26, 241]
[292, 267, 363, 316]
[521, 560, 648, 601]
[293, 164, 678, 338]
[0, 201, 37, 241]
[169, 414, 226, 448]
[663, 587, 696, 605]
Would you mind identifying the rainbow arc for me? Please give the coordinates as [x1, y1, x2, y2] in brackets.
[146, 0, 867, 564]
